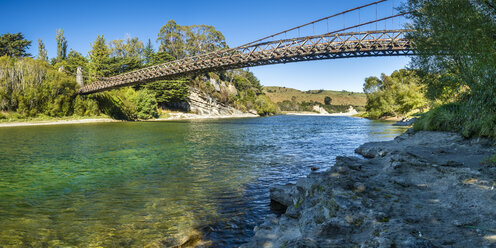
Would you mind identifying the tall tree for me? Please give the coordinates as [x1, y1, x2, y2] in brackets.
[109, 36, 144, 59]
[88, 35, 111, 77]
[143, 39, 154, 66]
[56, 29, 68, 62]
[37, 38, 48, 61]
[157, 20, 185, 59]
[185, 24, 226, 56]
[157, 20, 226, 59]
[65, 50, 88, 74]
[0, 33, 31, 57]
[406, 0, 496, 109]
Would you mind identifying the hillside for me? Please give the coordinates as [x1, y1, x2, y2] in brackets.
[263, 86, 366, 106]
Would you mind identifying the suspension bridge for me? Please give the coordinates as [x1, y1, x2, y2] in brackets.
[79, 0, 414, 95]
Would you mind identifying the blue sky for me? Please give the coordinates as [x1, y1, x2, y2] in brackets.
[0, 0, 410, 92]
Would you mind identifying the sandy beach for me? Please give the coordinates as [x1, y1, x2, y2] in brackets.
[0, 113, 260, 128]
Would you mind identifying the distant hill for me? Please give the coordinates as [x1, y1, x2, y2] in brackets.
[263, 86, 366, 106]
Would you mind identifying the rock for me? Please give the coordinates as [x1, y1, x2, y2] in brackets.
[393, 117, 418, 126]
[187, 88, 247, 116]
[312, 105, 329, 114]
[227, 84, 238, 96]
[209, 78, 221, 91]
[243, 131, 496, 247]
[270, 184, 295, 208]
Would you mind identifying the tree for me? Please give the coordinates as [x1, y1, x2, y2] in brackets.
[157, 20, 185, 59]
[109, 36, 144, 59]
[37, 38, 48, 61]
[56, 29, 68, 62]
[64, 50, 88, 74]
[0, 33, 31, 57]
[157, 20, 227, 59]
[324, 96, 332, 105]
[363, 69, 427, 118]
[143, 39, 154, 66]
[88, 35, 111, 77]
[406, 0, 496, 137]
[185, 24, 227, 56]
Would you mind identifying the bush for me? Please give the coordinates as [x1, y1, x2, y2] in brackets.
[254, 95, 277, 116]
[131, 89, 158, 119]
[414, 101, 496, 138]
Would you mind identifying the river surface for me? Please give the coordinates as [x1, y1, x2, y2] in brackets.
[0, 115, 406, 247]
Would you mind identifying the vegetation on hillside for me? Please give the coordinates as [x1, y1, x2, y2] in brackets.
[264, 86, 366, 113]
[0, 20, 276, 121]
[404, 0, 496, 138]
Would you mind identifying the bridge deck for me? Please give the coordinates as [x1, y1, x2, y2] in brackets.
[79, 30, 414, 94]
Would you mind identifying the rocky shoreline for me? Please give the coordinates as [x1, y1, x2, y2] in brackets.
[242, 130, 496, 248]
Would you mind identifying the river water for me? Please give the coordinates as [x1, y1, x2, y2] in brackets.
[0, 115, 406, 247]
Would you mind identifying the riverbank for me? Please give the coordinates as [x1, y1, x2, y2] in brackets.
[242, 129, 496, 247]
[0, 117, 120, 127]
[0, 112, 259, 128]
[284, 112, 358, 117]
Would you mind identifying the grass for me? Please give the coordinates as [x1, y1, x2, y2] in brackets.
[414, 102, 496, 138]
[263, 86, 366, 106]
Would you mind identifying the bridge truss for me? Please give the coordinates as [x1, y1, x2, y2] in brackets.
[79, 0, 414, 94]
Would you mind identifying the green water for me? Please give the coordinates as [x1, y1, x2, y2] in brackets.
[0, 116, 406, 247]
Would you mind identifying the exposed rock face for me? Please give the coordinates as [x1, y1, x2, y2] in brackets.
[242, 130, 496, 248]
[313, 105, 329, 114]
[160, 80, 246, 116]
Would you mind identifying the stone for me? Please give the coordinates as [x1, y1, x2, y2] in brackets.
[270, 184, 295, 208]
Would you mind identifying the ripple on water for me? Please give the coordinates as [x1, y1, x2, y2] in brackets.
[0, 115, 406, 247]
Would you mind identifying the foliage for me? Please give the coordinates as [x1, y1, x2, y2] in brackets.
[254, 95, 278, 116]
[131, 89, 158, 119]
[62, 50, 88, 75]
[0, 33, 31, 57]
[324, 96, 332, 105]
[143, 39, 154, 66]
[146, 81, 189, 103]
[157, 20, 226, 59]
[363, 69, 428, 119]
[56, 29, 68, 62]
[0, 56, 97, 117]
[92, 88, 158, 120]
[109, 36, 144, 59]
[406, 0, 496, 137]
[37, 39, 48, 61]
[88, 35, 111, 77]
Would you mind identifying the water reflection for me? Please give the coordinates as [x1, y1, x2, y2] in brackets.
[0, 116, 405, 247]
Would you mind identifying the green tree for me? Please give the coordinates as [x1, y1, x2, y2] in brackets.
[157, 20, 185, 59]
[56, 29, 68, 62]
[143, 39, 155, 66]
[324, 96, 332, 105]
[157, 20, 227, 59]
[406, 0, 496, 137]
[363, 70, 427, 119]
[64, 50, 88, 74]
[110, 36, 144, 59]
[37, 38, 48, 61]
[185, 24, 227, 56]
[88, 35, 111, 77]
[0, 33, 31, 57]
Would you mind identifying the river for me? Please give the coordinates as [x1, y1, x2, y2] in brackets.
[0, 115, 406, 247]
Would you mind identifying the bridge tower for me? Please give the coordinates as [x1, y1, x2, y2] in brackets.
[76, 67, 84, 86]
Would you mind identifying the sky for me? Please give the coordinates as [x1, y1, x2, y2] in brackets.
[0, 0, 410, 92]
